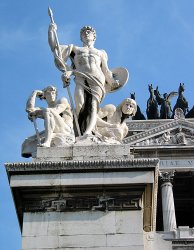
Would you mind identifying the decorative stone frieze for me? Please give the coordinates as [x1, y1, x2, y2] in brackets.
[124, 119, 194, 147]
[159, 171, 175, 183]
[5, 158, 159, 174]
[24, 195, 141, 212]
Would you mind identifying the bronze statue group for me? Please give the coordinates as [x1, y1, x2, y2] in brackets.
[131, 83, 194, 120]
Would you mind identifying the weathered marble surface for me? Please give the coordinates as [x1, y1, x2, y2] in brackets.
[35, 143, 132, 161]
[48, 21, 128, 137]
[124, 115, 194, 146]
[22, 86, 75, 157]
[95, 98, 137, 143]
[10, 170, 154, 188]
[160, 172, 177, 232]
[22, 211, 144, 249]
[144, 232, 172, 250]
[6, 150, 159, 250]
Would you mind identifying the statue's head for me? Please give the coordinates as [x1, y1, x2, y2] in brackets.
[119, 98, 137, 116]
[42, 85, 57, 103]
[80, 26, 96, 43]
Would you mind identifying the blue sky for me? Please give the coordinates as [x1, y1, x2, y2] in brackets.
[1, 0, 194, 249]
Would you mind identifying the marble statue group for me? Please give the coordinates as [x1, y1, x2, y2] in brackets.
[22, 8, 136, 157]
[21, 8, 194, 158]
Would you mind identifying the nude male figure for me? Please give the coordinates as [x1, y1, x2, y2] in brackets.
[26, 85, 74, 147]
[48, 24, 119, 136]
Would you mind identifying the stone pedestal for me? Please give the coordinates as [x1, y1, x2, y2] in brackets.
[5, 144, 159, 250]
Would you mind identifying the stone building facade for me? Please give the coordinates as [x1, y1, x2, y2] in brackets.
[124, 114, 194, 249]
[5, 113, 194, 249]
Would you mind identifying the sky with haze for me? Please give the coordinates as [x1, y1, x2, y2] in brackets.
[1, 0, 194, 249]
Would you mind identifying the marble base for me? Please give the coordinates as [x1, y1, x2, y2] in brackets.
[5, 144, 160, 249]
[35, 144, 132, 161]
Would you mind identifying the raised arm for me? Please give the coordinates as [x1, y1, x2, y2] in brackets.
[48, 23, 59, 54]
[26, 90, 43, 112]
[26, 90, 43, 122]
[48, 22, 73, 76]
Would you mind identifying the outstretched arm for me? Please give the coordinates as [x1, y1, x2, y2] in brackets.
[96, 116, 118, 128]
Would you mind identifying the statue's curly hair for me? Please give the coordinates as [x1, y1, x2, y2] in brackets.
[41, 85, 57, 99]
[80, 26, 96, 41]
[117, 98, 137, 116]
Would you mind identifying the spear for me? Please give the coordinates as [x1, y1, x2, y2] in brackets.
[48, 7, 81, 136]
[48, 7, 62, 58]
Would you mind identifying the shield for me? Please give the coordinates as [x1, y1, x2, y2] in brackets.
[105, 67, 129, 93]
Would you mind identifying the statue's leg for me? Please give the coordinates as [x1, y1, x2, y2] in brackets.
[84, 98, 98, 135]
[41, 109, 55, 147]
[74, 83, 85, 116]
[52, 112, 72, 134]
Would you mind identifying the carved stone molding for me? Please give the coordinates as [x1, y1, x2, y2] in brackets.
[124, 119, 194, 146]
[5, 158, 159, 175]
[133, 127, 194, 146]
[6, 157, 158, 232]
[159, 171, 175, 184]
[124, 120, 178, 144]
[172, 240, 194, 245]
[127, 120, 171, 131]
[24, 195, 142, 212]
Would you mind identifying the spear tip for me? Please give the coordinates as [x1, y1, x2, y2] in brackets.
[48, 6, 53, 17]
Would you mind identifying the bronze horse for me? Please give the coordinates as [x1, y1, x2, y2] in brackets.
[146, 84, 159, 119]
[130, 92, 146, 120]
[172, 83, 188, 117]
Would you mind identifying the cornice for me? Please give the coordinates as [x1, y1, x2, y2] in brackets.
[5, 158, 159, 175]
[124, 119, 194, 145]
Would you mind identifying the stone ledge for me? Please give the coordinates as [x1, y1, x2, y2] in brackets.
[10, 171, 154, 187]
[5, 158, 159, 175]
[35, 144, 132, 162]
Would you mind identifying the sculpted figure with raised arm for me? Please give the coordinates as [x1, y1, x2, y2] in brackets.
[48, 23, 127, 137]
[22, 85, 75, 157]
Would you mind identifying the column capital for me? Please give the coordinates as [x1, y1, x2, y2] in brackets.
[159, 171, 175, 184]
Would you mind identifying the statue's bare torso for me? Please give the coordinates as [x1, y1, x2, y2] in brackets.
[72, 46, 106, 84]
[49, 24, 117, 135]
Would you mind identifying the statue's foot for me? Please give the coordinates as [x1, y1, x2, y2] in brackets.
[76, 133, 90, 140]
[75, 133, 102, 144]
[40, 142, 50, 147]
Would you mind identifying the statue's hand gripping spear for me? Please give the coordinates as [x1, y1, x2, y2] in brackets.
[48, 7, 81, 136]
